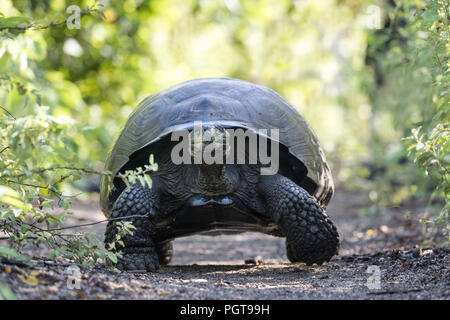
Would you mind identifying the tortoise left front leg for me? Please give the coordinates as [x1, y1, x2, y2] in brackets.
[105, 182, 161, 271]
[258, 174, 340, 265]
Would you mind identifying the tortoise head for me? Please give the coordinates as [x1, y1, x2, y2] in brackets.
[187, 123, 237, 195]
[188, 123, 230, 165]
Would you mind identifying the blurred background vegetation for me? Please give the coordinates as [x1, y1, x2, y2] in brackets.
[0, 0, 448, 261]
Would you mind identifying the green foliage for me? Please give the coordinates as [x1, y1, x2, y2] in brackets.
[361, 0, 449, 238]
[0, 106, 156, 265]
[406, 124, 449, 238]
[0, 104, 106, 266]
[0, 1, 156, 272]
[0, 185, 31, 212]
[0, 101, 156, 267]
[105, 221, 136, 265]
[118, 155, 158, 189]
[0, 245, 29, 262]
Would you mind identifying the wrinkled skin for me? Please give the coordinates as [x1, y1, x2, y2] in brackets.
[105, 127, 340, 271]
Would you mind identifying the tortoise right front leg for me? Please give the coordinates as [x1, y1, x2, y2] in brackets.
[105, 182, 161, 272]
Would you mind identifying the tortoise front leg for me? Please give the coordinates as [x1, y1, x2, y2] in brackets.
[105, 181, 162, 272]
[258, 174, 340, 265]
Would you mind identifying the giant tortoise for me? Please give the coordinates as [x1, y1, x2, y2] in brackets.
[100, 78, 339, 271]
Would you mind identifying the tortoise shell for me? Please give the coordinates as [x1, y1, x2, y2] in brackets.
[100, 78, 333, 215]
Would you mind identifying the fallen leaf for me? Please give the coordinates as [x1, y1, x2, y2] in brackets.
[18, 275, 38, 286]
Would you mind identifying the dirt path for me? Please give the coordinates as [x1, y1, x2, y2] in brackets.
[1, 190, 448, 299]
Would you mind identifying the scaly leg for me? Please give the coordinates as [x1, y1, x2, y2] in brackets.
[258, 174, 339, 265]
[105, 182, 161, 271]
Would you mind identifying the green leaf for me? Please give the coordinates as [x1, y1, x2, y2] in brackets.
[0, 246, 30, 263]
[0, 16, 32, 28]
[144, 174, 152, 189]
[0, 282, 16, 300]
[421, 10, 437, 22]
[94, 249, 106, 259]
[0, 186, 32, 212]
[107, 251, 118, 264]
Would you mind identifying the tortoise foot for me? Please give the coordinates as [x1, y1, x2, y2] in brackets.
[115, 249, 160, 272]
[259, 174, 340, 265]
[156, 241, 173, 266]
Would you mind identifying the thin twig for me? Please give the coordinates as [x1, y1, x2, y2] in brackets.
[2, 179, 65, 202]
[38, 213, 150, 232]
[367, 288, 423, 295]
[0, 146, 9, 155]
[433, 42, 445, 74]
[11, 166, 106, 179]
[3, 179, 59, 192]
[0, 105, 16, 120]
[7, 165, 153, 185]
[0, 213, 149, 240]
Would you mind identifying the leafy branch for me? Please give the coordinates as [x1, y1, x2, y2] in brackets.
[0, 104, 157, 268]
[0, 3, 103, 33]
